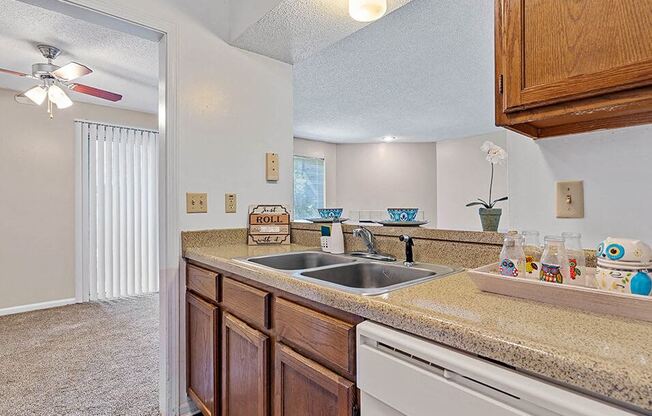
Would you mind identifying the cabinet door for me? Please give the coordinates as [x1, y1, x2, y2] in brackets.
[500, 0, 652, 112]
[222, 312, 269, 416]
[187, 292, 219, 416]
[274, 344, 355, 416]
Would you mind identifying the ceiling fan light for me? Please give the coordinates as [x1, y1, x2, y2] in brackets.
[24, 85, 47, 105]
[349, 0, 387, 22]
[48, 84, 73, 109]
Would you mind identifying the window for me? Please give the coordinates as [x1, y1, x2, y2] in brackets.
[293, 156, 325, 220]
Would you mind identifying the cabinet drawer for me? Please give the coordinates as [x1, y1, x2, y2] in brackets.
[187, 264, 218, 301]
[222, 277, 270, 329]
[275, 298, 355, 378]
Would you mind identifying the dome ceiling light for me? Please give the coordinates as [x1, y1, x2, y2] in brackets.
[349, 0, 387, 22]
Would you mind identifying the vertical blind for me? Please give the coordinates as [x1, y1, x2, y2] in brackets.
[77, 121, 159, 300]
[293, 156, 325, 220]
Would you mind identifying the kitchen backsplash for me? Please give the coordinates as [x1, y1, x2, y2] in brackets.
[182, 224, 597, 270]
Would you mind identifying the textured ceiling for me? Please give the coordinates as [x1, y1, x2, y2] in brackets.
[230, 0, 413, 64]
[0, 0, 158, 114]
[294, 0, 498, 143]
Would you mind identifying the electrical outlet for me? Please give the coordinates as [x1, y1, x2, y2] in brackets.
[556, 181, 584, 218]
[266, 152, 279, 181]
[225, 193, 237, 213]
[186, 192, 208, 213]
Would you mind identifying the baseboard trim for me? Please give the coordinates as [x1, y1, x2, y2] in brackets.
[0, 298, 77, 317]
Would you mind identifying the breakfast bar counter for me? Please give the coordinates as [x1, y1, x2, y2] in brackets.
[184, 242, 652, 413]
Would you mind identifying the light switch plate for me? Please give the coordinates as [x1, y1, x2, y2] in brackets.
[186, 192, 208, 213]
[266, 152, 279, 181]
[556, 181, 584, 218]
[225, 193, 237, 213]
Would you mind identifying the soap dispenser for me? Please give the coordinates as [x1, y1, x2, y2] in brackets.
[320, 225, 332, 253]
[330, 221, 345, 254]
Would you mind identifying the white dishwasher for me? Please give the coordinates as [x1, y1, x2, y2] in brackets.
[357, 322, 642, 416]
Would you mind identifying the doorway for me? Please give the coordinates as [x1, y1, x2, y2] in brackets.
[3, 0, 179, 414]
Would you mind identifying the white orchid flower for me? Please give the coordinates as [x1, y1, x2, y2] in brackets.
[466, 141, 509, 213]
[481, 141, 508, 165]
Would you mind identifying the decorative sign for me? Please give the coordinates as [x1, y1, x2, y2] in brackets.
[248, 204, 291, 245]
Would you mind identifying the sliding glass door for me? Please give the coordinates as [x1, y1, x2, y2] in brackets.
[78, 120, 159, 300]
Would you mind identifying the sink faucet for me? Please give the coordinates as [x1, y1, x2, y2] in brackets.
[353, 227, 377, 254]
[399, 235, 414, 267]
[350, 227, 397, 262]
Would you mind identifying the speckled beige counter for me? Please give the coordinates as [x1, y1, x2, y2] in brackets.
[184, 244, 652, 412]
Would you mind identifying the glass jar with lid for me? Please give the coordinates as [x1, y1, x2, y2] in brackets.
[561, 232, 587, 287]
[499, 236, 526, 278]
[521, 230, 542, 280]
[540, 236, 570, 284]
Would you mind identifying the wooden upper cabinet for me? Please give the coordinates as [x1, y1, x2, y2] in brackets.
[222, 312, 269, 416]
[274, 344, 355, 416]
[495, 0, 652, 138]
[187, 292, 219, 416]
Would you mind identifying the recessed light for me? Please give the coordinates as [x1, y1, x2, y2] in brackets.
[382, 135, 396, 142]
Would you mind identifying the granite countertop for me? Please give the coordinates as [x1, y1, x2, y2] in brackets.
[184, 244, 652, 412]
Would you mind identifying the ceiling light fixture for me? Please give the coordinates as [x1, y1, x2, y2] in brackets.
[23, 85, 47, 105]
[349, 0, 387, 22]
[4, 44, 123, 119]
[382, 135, 396, 142]
[48, 84, 73, 109]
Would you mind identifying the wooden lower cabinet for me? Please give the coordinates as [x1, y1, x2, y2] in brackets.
[274, 344, 355, 416]
[222, 312, 269, 416]
[186, 263, 361, 416]
[187, 292, 219, 416]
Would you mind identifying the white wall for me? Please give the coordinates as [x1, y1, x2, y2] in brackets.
[90, 0, 293, 232]
[507, 124, 652, 248]
[0, 87, 157, 310]
[177, 40, 293, 231]
[335, 142, 438, 224]
[436, 131, 510, 232]
[293, 138, 337, 206]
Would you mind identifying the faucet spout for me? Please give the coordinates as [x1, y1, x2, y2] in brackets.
[350, 227, 397, 262]
[353, 227, 377, 254]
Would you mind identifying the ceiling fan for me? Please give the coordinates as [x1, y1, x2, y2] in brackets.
[0, 44, 123, 118]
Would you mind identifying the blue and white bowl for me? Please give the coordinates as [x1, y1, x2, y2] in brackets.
[318, 208, 343, 219]
[387, 208, 419, 222]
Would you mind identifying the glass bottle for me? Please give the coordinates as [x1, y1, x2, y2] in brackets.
[521, 230, 542, 280]
[540, 236, 570, 284]
[562, 232, 587, 287]
[499, 236, 526, 278]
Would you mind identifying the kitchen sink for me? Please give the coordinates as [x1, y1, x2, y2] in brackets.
[295, 262, 456, 296]
[238, 250, 459, 296]
[245, 251, 356, 271]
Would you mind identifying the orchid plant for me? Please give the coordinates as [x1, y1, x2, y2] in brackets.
[466, 141, 508, 209]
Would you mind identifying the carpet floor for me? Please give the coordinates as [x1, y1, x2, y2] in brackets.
[0, 295, 159, 416]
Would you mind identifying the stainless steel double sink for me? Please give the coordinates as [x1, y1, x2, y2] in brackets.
[237, 251, 459, 296]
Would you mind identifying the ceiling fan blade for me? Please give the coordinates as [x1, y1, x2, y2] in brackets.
[69, 83, 122, 102]
[52, 62, 92, 81]
[0, 68, 31, 78]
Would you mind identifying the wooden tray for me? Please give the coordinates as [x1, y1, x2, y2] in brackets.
[469, 264, 652, 322]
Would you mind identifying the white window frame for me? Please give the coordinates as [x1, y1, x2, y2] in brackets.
[293, 154, 327, 220]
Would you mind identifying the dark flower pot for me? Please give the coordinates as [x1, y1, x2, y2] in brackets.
[479, 208, 502, 232]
